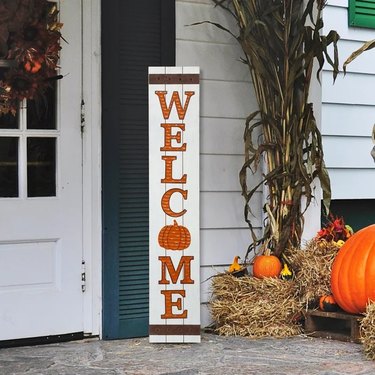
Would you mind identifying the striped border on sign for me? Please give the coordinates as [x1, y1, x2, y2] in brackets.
[149, 325, 201, 336]
[149, 74, 200, 85]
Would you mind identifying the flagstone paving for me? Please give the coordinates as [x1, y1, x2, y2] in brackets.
[1, 333, 375, 374]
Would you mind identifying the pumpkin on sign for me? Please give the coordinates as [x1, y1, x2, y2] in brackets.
[158, 220, 191, 251]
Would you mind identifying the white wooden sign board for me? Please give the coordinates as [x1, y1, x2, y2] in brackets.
[149, 66, 200, 343]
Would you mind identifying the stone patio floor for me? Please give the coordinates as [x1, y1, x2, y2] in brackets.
[1, 333, 375, 374]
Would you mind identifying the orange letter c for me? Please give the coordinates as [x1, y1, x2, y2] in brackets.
[161, 188, 188, 217]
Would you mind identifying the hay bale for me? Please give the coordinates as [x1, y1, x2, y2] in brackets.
[286, 240, 339, 308]
[210, 274, 302, 338]
[361, 303, 375, 360]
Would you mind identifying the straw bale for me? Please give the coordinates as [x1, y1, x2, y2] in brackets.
[361, 303, 375, 360]
[286, 240, 339, 308]
[210, 274, 303, 338]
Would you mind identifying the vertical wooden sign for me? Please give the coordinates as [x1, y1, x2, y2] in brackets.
[149, 67, 200, 343]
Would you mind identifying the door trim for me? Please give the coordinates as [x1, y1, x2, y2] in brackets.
[82, 0, 102, 337]
[0, 332, 84, 349]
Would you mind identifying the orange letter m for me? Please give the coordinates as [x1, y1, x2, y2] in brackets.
[158, 256, 194, 285]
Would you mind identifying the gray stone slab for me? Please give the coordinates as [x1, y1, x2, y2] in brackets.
[1, 333, 375, 374]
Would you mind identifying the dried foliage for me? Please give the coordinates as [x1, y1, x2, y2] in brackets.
[0, 0, 63, 114]
[209, 240, 343, 339]
[361, 303, 375, 360]
[210, 274, 303, 337]
[286, 240, 340, 308]
[198, 0, 340, 257]
[316, 215, 352, 242]
[344, 39, 375, 73]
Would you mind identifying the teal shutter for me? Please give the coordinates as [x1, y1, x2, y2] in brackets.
[102, 0, 175, 339]
[349, 0, 375, 29]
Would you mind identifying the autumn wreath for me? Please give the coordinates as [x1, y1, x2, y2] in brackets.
[0, 0, 63, 116]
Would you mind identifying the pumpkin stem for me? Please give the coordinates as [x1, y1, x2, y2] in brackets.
[173, 220, 178, 226]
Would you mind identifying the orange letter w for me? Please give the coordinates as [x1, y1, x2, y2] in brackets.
[155, 91, 195, 120]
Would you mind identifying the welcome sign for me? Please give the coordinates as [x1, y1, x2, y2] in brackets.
[148, 67, 200, 343]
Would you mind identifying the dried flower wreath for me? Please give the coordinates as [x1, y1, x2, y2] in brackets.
[0, 0, 63, 115]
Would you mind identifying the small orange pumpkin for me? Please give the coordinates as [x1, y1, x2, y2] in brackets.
[331, 224, 375, 314]
[24, 59, 42, 74]
[319, 295, 338, 312]
[253, 249, 282, 278]
[158, 220, 191, 251]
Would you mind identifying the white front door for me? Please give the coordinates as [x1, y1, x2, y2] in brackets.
[0, 1, 84, 341]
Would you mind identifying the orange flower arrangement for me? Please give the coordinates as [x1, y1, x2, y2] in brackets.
[316, 215, 353, 243]
[0, 0, 63, 115]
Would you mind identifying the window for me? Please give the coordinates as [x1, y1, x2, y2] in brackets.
[349, 0, 375, 29]
[0, 77, 57, 199]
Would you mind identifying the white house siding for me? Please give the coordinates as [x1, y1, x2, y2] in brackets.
[323, 1, 375, 199]
[176, 0, 262, 326]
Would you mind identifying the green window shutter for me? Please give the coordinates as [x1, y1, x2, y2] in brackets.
[349, 0, 375, 29]
[102, 0, 175, 340]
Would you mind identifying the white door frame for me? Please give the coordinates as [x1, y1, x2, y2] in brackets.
[82, 0, 102, 337]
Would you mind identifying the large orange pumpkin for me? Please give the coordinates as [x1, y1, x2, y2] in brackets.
[158, 220, 191, 251]
[253, 250, 282, 278]
[331, 224, 375, 314]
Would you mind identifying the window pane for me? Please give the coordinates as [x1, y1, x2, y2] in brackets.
[0, 137, 18, 197]
[0, 66, 9, 80]
[0, 66, 18, 129]
[27, 137, 56, 197]
[0, 112, 18, 129]
[27, 84, 56, 129]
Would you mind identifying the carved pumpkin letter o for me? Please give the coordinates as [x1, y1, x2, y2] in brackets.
[158, 220, 191, 251]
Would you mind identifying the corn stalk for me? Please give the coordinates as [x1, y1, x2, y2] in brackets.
[201, 0, 339, 258]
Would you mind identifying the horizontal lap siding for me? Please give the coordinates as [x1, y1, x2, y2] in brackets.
[323, 2, 375, 199]
[176, 0, 262, 326]
[322, 103, 375, 136]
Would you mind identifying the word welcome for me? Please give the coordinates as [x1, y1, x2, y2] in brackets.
[149, 67, 200, 343]
[156, 90, 195, 319]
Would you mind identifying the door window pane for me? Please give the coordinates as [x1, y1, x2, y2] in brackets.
[0, 66, 18, 129]
[0, 137, 18, 197]
[27, 137, 56, 197]
[0, 112, 18, 129]
[27, 84, 56, 130]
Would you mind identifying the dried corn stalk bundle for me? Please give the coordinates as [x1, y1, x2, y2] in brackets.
[361, 303, 375, 360]
[286, 240, 340, 308]
[202, 0, 340, 258]
[210, 274, 303, 338]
